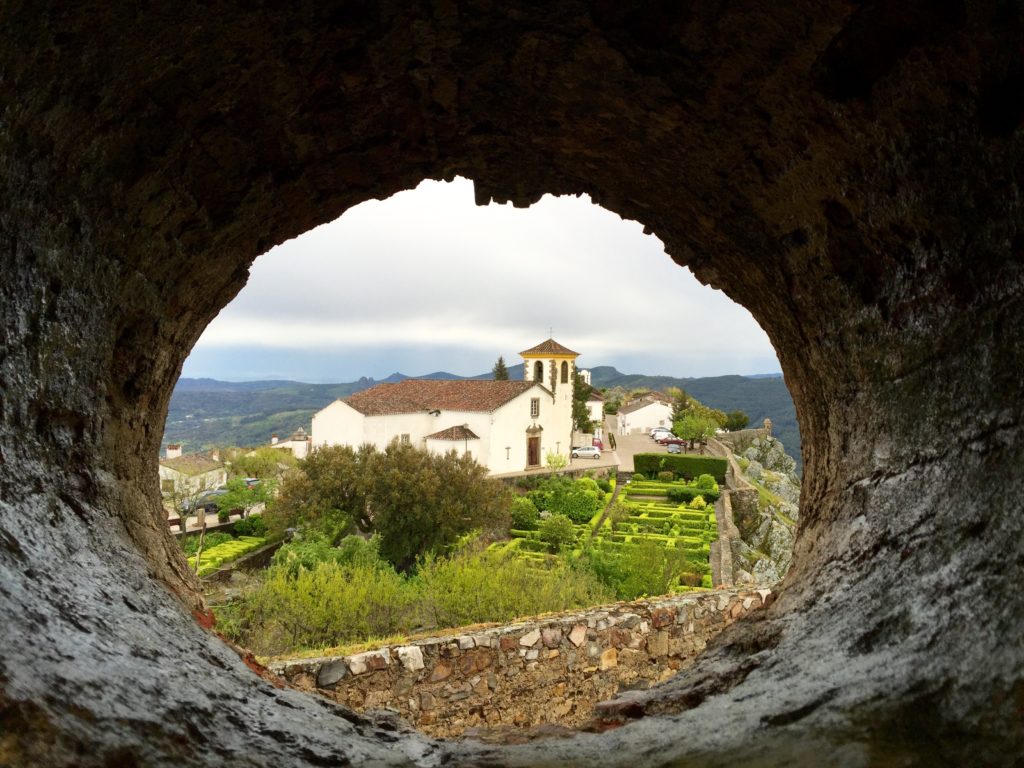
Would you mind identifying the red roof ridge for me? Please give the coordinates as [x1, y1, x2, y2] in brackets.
[343, 379, 540, 416]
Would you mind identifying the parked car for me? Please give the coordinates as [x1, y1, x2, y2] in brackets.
[667, 443, 682, 454]
[243, 477, 261, 489]
[571, 446, 602, 460]
[592, 437, 604, 450]
[650, 427, 672, 437]
[180, 488, 227, 513]
[655, 434, 680, 444]
[659, 437, 685, 446]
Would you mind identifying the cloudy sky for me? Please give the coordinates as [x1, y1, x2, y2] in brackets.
[182, 178, 779, 382]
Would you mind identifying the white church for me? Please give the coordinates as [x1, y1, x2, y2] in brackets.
[311, 339, 579, 474]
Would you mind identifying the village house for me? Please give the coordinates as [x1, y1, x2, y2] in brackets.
[585, 390, 605, 431]
[270, 427, 311, 459]
[617, 392, 674, 435]
[311, 339, 579, 474]
[158, 444, 227, 498]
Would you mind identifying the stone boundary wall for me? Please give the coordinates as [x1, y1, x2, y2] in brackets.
[270, 588, 772, 738]
[714, 428, 769, 456]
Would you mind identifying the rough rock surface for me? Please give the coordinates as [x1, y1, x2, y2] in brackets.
[1, 3, 1022, 766]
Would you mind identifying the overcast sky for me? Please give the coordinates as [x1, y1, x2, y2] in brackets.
[182, 177, 780, 382]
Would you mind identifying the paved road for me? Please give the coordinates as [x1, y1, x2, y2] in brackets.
[610, 431, 678, 473]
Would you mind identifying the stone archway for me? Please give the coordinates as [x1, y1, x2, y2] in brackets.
[1, 3, 1021, 765]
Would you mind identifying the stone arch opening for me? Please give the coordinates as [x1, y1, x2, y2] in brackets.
[1, 4, 1021, 766]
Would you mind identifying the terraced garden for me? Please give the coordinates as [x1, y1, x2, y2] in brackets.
[495, 473, 720, 594]
[188, 534, 270, 577]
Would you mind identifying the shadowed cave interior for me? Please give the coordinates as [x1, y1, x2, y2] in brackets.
[0, 3, 1022, 766]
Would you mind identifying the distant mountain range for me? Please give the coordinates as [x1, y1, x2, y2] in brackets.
[164, 366, 800, 470]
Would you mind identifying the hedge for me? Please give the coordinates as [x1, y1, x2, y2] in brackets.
[666, 486, 721, 504]
[632, 453, 727, 482]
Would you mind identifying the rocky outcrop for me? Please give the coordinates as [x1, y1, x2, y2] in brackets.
[717, 436, 800, 586]
[1, 4, 1022, 766]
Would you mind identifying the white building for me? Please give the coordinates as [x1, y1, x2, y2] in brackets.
[311, 339, 580, 474]
[617, 392, 674, 435]
[585, 390, 605, 426]
[270, 427, 311, 460]
[158, 449, 227, 497]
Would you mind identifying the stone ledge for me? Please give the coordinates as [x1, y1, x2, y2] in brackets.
[269, 588, 771, 738]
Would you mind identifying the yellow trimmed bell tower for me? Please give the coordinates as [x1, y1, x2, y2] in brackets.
[520, 338, 579, 461]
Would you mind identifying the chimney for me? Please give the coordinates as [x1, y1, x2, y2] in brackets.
[166, 444, 182, 459]
[271, 434, 279, 445]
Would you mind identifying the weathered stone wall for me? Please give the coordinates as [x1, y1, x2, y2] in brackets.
[271, 588, 771, 738]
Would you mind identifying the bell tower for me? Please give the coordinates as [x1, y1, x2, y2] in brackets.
[520, 338, 579, 462]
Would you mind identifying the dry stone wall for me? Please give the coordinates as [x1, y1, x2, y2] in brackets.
[271, 588, 772, 738]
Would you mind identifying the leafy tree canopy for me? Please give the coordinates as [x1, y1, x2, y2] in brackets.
[724, 410, 750, 431]
[267, 442, 511, 571]
[572, 371, 594, 433]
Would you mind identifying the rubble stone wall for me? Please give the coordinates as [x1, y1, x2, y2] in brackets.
[271, 588, 772, 738]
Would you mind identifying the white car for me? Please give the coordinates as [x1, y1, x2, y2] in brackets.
[571, 446, 602, 460]
[651, 428, 673, 439]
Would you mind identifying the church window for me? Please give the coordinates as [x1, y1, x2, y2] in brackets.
[560, 361, 569, 383]
[530, 398, 540, 418]
[533, 361, 543, 381]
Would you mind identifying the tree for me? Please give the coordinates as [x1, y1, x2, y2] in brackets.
[266, 444, 374, 543]
[215, 477, 274, 520]
[165, 474, 217, 533]
[538, 514, 577, 553]
[492, 356, 510, 380]
[572, 371, 594, 433]
[545, 451, 568, 474]
[368, 442, 511, 570]
[666, 386, 690, 423]
[724, 410, 750, 431]
[673, 412, 720, 441]
[270, 441, 511, 572]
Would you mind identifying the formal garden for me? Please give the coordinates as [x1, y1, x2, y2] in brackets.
[492, 458, 723, 595]
[205, 443, 729, 658]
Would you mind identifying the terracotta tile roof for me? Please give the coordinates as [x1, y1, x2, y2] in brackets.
[519, 338, 579, 357]
[587, 390, 605, 401]
[159, 453, 224, 476]
[619, 398, 671, 415]
[425, 425, 480, 441]
[344, 379, 539, 416]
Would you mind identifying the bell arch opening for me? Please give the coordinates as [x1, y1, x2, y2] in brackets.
[1, 4, 1021, 765]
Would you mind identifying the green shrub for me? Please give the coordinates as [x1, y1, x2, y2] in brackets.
[217, 508, 230, 523]
[227, 547, 612, 655]
[656, 471, 675, 482]
[510, 496, 540, 530]
[233, 514, 268, 537]
[694, 474, 718, 492]
[690, 496, 707, 510]
[539, 514, 578, 552]
[666, 486, 720, 504]
[633, 454, 727, 482]
[180, 531, 232, 556]
[597, 478, 612, 493]
[631, 473, 646, 482]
